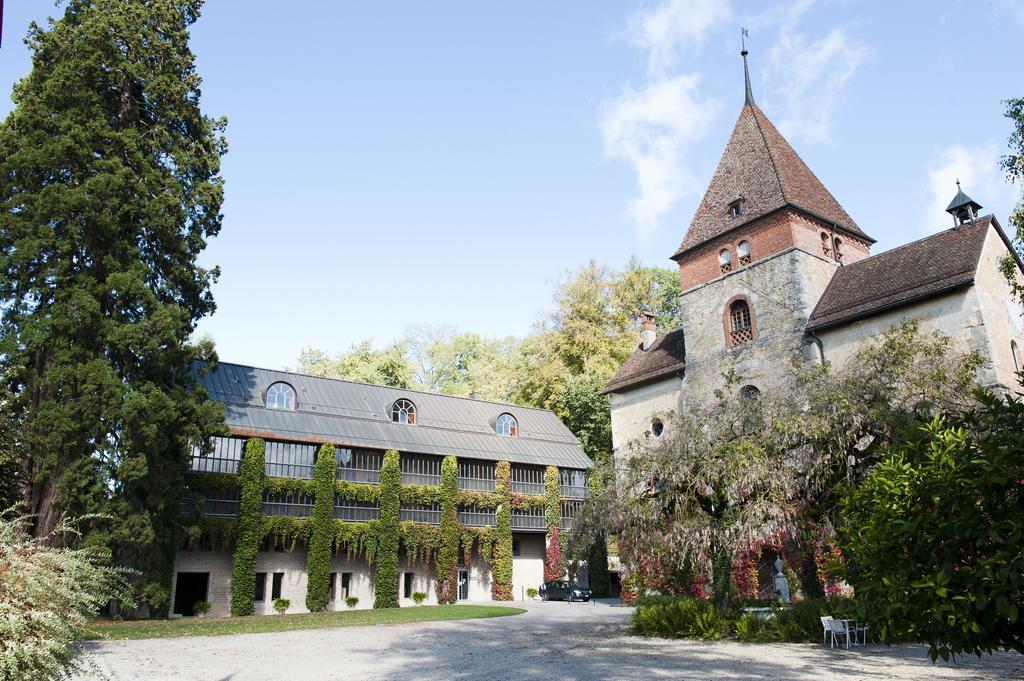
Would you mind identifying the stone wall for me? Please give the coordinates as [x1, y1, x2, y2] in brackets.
[608, 377, 682, 464]
[974, 227, 1024, 388]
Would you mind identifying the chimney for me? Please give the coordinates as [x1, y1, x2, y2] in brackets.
[640, 311, 656, 351]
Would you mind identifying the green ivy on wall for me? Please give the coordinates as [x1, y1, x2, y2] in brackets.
[400, 483, 443, 506]
[544, 466, 564, 582]
[305, 443, 337, 612]
[333, 520, 380, 563]
[511, 493, 547, 512]
[400, 522, 441, 565]
[336, 479, 380, 503]
[374, 449, 401, 608]
[230, 438, 265, 616]
[492, 461, 513, 600]
[263, 515, 310, 552]
[435, 455, 459, 604]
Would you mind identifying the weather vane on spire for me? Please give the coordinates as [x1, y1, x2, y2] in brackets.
[741, 28, 754, 105]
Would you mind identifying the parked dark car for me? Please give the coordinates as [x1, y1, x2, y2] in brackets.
[539, 581, 592, 602]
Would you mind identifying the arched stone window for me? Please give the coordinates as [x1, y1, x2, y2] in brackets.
[739, 385, 760, 399]
[266, 382, 296, 410]
[726, 298, 756, 347]
[737, 240, 751, 266]
[820, 232, 831, 257]
[391, 399, 417, 425]
[496, 413, 518, 437]
[719, 248, 732, 274]
[651, 419, 664, 437]
[1013, 340, 1022, 373]
[833, 237, 843, 263]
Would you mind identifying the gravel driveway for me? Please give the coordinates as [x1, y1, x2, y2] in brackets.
[80, 600, 1024, 680]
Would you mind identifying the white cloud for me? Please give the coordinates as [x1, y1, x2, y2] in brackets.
[991, 0, 1024, 26]
[604, 0, 730, 236]
[627, 0, 732, 78]
[763, 2, 869, 144]
[923, 143, 1017, 234]
[601, 75, 721, 236]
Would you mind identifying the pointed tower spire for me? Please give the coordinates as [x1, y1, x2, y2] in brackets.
[741, 28, 754, 105]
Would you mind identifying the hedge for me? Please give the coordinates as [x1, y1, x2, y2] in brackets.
[492, 461, 513, 600]
[305, 443, 336, 612]
[374, 449, 401, 608]
[230, 438, 265, 616]
[435, 456, 459, 604]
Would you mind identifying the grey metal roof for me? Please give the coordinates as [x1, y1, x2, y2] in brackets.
[946, 186, 982, 213]
[197, 362, 592, 470]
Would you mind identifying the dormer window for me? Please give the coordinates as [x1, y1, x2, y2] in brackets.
[719, 248, 732, 274]
[496, 413, 518, 437]
[737, 240, 751, 266]
[266, 382, 296, 410]
[728, 195, 745, 219]
[391, 399, 416, 425]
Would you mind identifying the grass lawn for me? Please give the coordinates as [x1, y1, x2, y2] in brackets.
[88, 604, 525, 641]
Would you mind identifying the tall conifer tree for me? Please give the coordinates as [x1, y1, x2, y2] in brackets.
[0, 0, 226, 612]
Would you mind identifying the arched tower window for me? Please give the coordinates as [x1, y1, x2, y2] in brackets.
[833, 237, 843, 263]
[737, 241, 751, 266]
[1013, 340, 1022, 373]
[820, 232, 831, 257]
[496, 413, 518, 437]
[391, 399, 417, 425]
[727, 299, 755, 346]
[719, 248, 732, 274]
[266, 382, 296, 410]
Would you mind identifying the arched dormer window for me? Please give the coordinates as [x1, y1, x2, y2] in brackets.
[719, 248, 732, 274]
[833, 237, 843, 263]
[266, 382, 296, 410]
[737, 240, 751, 266]
[726, 298, 755, 347]
[821, 232, 831, 257]
[391, 399, 416, 425]
[496, 413, 518, 437]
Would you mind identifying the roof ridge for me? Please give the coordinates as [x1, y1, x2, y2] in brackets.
[210, 360, 557, 415]
[833, 215, 992, 269]
[747, 104, 787, 203]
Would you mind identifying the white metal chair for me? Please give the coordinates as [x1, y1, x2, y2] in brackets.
[820, 616, 851, 649]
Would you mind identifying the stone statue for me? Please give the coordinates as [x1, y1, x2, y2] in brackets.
[773, 556, 791, 603]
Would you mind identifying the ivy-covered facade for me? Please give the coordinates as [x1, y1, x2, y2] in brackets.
[171, 362, 591, 617]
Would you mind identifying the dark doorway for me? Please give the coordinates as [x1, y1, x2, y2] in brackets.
[457, 568, 469, 600]
[173, 573, 209, 616]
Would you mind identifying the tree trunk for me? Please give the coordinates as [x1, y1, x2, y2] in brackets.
[25, 472, 63, 544]
[711, 543, 732, 612]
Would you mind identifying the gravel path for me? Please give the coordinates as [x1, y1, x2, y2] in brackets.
[79, 600, 1024, 680]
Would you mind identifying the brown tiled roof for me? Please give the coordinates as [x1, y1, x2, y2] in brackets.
[806, 216, 993, 331]
[602, 329, 686, 394]
[673, 103, 871, 259]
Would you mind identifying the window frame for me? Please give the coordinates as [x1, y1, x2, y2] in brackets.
[495, 413, 518, 437]
[724, 296, 757, 347]
[391, 399, 417, 425]
[265, 382, 297, 410]
[255, 572, 267, 602]
[271, 572, 284, 601]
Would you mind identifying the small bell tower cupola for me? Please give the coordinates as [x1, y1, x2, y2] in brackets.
[945, 180, 983, 226]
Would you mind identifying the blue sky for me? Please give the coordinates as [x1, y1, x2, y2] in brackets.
[1, 1, 1022, 370]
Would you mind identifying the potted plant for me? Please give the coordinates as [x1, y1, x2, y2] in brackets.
[193, 600, 212, 618]
[345, 596, 359, 609]
[526, 588, 538, 601]
[273, 597, 290, 615]
[412, 592, 427, 606]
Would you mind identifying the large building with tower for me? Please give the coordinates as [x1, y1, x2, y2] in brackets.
[173, 362, 590, 617]
[604, 51, 1024, 461]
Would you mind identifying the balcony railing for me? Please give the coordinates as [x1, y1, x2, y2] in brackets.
[458, 477, 495, 492]
[189, 456, 240, 475]
[401, 472, 440, 487]
[262, 499, 313, 518]
[511, 510, 546, 530]
[511, 481, 545, 496]
[400, 504, 440, 525]
[265, 462, 314, 479]
[337, 467, 380, 485]
[559, 485, 588, 499]
[458, 510, 496, 527]
[560, 517, 575, 531]
[335, 504, 380, 522]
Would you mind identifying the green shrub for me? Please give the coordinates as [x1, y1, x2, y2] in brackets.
[491, 461, 513, 600]
[345, 596, 359, 608]
[273, 598, 290, 615]
[412, 592, 427, 605]
[632, 596, 730, 640]
[374, 450, 401, 608]
[435, 455, 459, 604]
[305, 443, 337, 612]
[526, 588, 539, 600]
[193, 600, 212, 616]
[734, 612, 771, 642]
[0, 513, 132, 681]
[231, 438, 266, 616]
